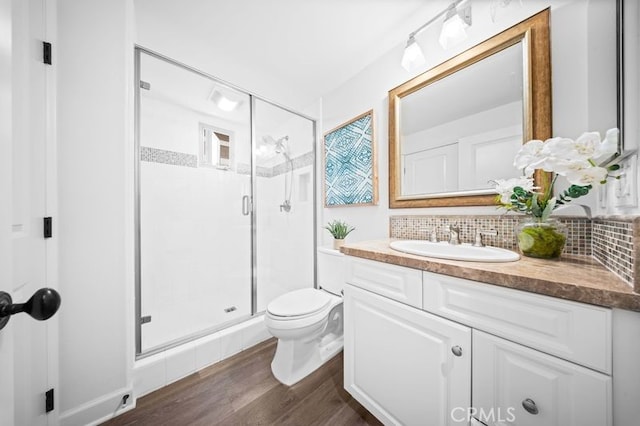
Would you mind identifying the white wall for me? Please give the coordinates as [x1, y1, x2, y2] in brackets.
[319, 1, 625, 245]
[57, 0, 135, 423]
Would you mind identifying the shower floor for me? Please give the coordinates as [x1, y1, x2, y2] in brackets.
[102, 338, 381, 425]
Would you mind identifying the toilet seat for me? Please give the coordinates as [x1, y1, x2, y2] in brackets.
[267, 288, 332, 319]
[265, 288, 341, 331]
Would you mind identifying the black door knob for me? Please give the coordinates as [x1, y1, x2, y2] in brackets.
[0, 288, 61, 330]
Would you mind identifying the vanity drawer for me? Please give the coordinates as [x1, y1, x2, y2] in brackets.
[422, 271, 612, 374]
[346, 257, 422, 308]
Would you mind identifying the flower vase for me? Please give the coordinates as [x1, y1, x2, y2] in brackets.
[516, 218, 567, 259]
[333, 239, 345, 250]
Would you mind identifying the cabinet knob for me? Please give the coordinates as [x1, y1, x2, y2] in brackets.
[451, 345, 463, 357]
[522, 398, 539, 415]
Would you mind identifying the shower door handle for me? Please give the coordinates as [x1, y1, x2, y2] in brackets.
[242, 195, 251, 216]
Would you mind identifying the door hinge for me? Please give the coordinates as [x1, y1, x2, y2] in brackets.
[45, 388, 54, 413]
[139, 80, 151, 90]
[43, 217, 52, 239]
[140, 315, 152, 325]
[43, 42, 52, 65]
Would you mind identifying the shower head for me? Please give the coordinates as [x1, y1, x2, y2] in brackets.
[262, 135, 289, 154]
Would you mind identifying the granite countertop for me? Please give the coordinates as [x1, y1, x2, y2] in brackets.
[340, 239, 640, 312]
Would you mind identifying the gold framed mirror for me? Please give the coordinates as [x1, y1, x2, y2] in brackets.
[389, 9, 551, 208]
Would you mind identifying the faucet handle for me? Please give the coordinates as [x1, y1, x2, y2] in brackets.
[473, 229, 498, 247]
[419, 227, 438, 243]
[447, 224, 461, 245]
[447, 223, 460, 232]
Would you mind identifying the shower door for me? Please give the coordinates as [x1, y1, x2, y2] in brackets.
[253, 99, 316, 311]
[136, 50, 253, 353]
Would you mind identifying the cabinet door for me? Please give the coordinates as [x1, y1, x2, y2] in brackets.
[344, 284, 471, 426]
[473, 330, 612, 426]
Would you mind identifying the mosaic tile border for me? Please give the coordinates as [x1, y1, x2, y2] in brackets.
[390, 215, 639, 289]
[390, 215, 592, 256]
[141, 147, 314, 179]
[241, 152, 314, 177]
[140, 147, 197, 168]
[592, 217, 640, 291]
[272, 151, 315, 177]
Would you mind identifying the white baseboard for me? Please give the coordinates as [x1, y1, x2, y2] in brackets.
[60, 386, 134, 426]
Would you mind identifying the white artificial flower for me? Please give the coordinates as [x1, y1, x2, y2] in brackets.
[593, 128, 619, 162]
[551, 158, 591, 177]
[542, 137, 576, 159]
[493, 177, 536, 204]
[514, 140, 547, 176]
[571, 131, 602, 159]
[565, 166, 608, 186]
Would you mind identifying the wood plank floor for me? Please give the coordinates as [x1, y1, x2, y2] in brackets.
[103, 339, 382, 426]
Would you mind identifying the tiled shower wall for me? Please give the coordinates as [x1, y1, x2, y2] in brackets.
[390, 215, 639, 289]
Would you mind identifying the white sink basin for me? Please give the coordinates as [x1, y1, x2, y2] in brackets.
[389, 240, 520, 263]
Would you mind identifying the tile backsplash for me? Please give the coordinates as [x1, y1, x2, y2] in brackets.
[390, 215, 638, 289]
[592, 217, 640, 291]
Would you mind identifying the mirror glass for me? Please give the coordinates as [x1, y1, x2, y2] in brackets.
[400, 41, 524, 197]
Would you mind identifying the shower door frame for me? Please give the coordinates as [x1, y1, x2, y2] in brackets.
[134, 46, 318, 358]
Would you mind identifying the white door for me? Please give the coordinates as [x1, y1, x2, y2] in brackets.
[402, 143, 458, 195]
[457, 125, 522, 191]
[344, 284, 471, 426]
[1, 0, 59, 425]
[0, 0, 16, 424]
[472, 330, 611, 426]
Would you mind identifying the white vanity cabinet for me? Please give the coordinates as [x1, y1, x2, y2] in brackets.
[343, 256, 620, 426]
[422, 271, 613, 425]
[473, 330, 611, 426]
[343, 258, 471, 426]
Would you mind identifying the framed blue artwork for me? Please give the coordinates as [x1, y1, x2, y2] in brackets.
[323, 110, 378, 207]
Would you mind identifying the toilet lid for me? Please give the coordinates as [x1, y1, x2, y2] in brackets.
[267, 288, 331, 317]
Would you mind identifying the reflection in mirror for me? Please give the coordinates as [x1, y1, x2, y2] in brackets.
[389, 10, 552, 208]
[400, 41, 524, 197]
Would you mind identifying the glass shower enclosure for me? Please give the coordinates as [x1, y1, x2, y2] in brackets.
[135, 48, 316, 356]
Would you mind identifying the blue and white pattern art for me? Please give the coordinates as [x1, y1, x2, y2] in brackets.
[324, 110, 378, 207]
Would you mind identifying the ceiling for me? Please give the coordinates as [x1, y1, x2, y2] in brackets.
[133, 0, 448, 110]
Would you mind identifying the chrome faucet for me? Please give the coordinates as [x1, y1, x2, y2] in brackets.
[447, 224, 461, 245]
[473, 229, 498, 247]
[280, 200, 291, 212]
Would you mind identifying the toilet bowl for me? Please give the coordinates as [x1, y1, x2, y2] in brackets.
[264, 247, 345, 386]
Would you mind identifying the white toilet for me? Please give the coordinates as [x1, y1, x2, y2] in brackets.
[264, 246, 345, 386]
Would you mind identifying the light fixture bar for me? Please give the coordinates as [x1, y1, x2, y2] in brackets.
[407, 0, 466, 40]
[401, 0, 470, 71]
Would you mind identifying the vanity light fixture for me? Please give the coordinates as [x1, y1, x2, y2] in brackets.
[401, 35, 426, 71]
[439, 1, 472, 49]
[400, 0, 472, 71]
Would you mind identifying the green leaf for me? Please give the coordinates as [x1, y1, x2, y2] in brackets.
[530, 194, 542, 218]
[541, 197, 556, 221]
[324, 220, 355, 239]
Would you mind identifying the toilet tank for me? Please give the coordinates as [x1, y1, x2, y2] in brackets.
[317, 246, 346, 295]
